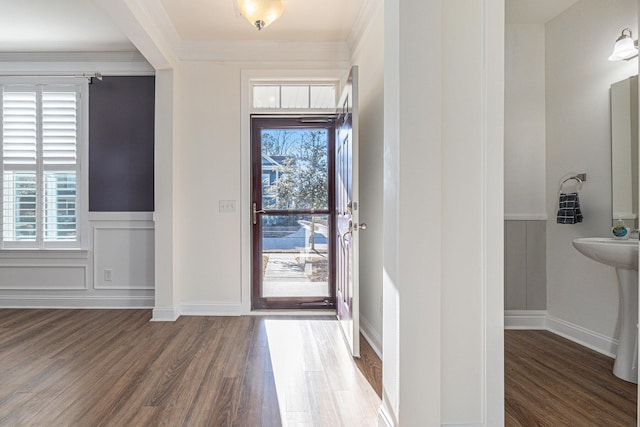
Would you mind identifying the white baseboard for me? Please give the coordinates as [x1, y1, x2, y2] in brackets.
[0, 295, 154, 309]
[504, 310, 618, 358]
[247, 309, 336, 316]
[441, 424, 482, 427]
[504, 310, 547, 329]
[504, 214, 548, 221]
[360, 315, 382, 359]
[179, 302, 242, 316]
[378, 405, 395, 427]
[546, 315, 617, 358]
[152, 306, 180, 321]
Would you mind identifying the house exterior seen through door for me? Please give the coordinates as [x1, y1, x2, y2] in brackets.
[251, 117, 336, 309]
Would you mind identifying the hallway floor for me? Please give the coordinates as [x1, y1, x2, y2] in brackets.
[0, 310, 380, 427]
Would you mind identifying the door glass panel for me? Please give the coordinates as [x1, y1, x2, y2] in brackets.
[261, 214, 329, 298]
[261, 128, 328, 210]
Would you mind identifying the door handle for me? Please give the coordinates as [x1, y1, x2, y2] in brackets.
[341, 229, 351, 246]
[341, 220, 353, 246]
[253, 203, 266, 225]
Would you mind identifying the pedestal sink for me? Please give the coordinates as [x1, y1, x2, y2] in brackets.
[572, 237, 639, 383]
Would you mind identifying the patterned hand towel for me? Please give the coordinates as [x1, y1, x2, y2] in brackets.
[556, 192, 583, 224]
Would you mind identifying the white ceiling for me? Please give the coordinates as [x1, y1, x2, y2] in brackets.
[160, 0, 365, 42]
[0, 0, 135, 52]
[0, 0, 581, 53]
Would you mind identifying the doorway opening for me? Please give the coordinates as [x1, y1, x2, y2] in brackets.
[251, 116, 336, 310]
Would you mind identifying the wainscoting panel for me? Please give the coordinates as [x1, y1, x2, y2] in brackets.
[505, 221, 527, 309]
[504, 219, 546, 310]
[93, 226, 155, 290]
[0, 265, 87, 290]
[0, 212, 154, 308]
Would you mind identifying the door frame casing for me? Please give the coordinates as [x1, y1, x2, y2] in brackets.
[240, 68, 350, 314]
[250, 116, 337, 309]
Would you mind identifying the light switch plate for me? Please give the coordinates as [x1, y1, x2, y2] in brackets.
[219, 200, 236, 213]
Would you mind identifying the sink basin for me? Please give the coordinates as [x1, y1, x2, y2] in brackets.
[572, 237, 639, 383]
[572, 237, 638, 270]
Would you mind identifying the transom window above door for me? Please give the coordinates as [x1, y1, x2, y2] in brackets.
[252, 83, 338, 110]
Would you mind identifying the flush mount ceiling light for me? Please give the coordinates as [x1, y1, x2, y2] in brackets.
[236, 0, 284, 31]
[608, 28, 639, 61]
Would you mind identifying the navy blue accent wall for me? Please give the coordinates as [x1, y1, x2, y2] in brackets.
[89, 76, 155, 212]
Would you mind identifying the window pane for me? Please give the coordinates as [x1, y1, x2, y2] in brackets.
[310, 85, 336, 108]
[261, 128, 328, 210]
[1, 85, 81, 247]
[281, 86, 309, 109]
[3, 172, 37, 242]
[44, 172, 77, 241]
[253, 85, 280, 109]
[261, 214, 329, 298]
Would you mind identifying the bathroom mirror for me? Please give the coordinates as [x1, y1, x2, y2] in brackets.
[610, 75, 639, 229]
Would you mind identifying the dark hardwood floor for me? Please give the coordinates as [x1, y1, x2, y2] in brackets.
[1, 310, 636, 426]
[0, 310, 380, 427]
[505, 330, 637, 426]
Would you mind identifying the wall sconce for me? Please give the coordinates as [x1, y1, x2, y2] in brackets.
[608, 28, 639, 61]
[236, 0, 284, 31]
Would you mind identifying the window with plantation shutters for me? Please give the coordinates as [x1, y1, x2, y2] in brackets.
[1, 82, 84, 249]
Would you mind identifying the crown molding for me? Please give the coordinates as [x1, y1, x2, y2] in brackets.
[0, 51, 148, 63]
[138, 0, 182, 54]
[0, 51, 155, 75]
[178, 40, 351, 63]
[347, 0, 381, 58]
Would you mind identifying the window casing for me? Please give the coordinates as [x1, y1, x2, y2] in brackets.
[1, 80, 87, 249]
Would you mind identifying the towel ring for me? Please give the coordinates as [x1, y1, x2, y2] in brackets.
[560, 176, 583, 192]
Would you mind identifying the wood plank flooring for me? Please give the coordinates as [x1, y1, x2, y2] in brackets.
[0, 310, 380, 427]
[2, 310, 636, 426]
[505, 330, 637, 426]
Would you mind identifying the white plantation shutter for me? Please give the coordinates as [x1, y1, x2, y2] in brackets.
[42, 91, 77, 242]
[3, 91, 37, 166]
[1, 83, 82, 248]
[43, 92, 77, 166]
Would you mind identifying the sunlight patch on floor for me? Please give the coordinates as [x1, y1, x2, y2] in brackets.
[264, 318, 380, 426]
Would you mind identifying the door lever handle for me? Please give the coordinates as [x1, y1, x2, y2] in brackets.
[341, 230, 351, 246]
[253, 203, 266, 225]
[341, 220, 353, 246]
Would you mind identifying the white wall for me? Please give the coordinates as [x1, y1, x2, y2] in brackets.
[349, 0, 384, 355]
[505, 24, 546, 218]
[382, 0, 504, 424]
[175, 62, 243, 306]
[546, 0, 637, 340]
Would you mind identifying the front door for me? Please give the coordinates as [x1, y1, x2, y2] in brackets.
[251, 117, 335, 309]
[335, 67, 360, 357]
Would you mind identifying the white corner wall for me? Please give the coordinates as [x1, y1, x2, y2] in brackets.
[382, 0, 504, 424]
[505, 23, 546, 219]
[546, 0, 637, 340]
[349, 0, 384, 355]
